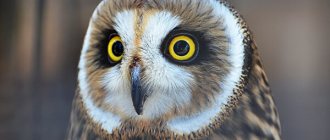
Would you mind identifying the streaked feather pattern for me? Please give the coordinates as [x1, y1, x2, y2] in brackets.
[67, 0, 281, 139]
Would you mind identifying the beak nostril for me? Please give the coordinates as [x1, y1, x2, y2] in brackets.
[133, 57, 140, 62]
[130, 56, 141, 68]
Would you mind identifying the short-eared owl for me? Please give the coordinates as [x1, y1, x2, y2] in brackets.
[67, 0, 281, 139]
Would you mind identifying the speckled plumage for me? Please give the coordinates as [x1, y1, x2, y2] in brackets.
[67, 0, 281, 139]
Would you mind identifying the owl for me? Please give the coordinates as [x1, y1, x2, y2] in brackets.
[67, 0, 281, 139]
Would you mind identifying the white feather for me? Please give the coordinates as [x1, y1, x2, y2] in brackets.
[101, 10, 138, 118]
[113, 10, 136, 53]
[140, 11, 194, 119]
[77, 8, 136, 134]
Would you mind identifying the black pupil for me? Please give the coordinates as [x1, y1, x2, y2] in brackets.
[112, 41, 124, 57]
[173, 40, 190, 56]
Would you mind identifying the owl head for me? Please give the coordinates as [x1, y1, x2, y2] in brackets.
[78, 0, 251, 137]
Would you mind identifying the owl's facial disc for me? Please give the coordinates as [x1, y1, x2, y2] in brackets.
[78, 0, 247, 136]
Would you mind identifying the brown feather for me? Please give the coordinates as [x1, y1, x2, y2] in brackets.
[67, 0, 281, 139]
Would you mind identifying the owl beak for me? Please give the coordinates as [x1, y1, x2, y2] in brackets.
[130, 65, 145, 115]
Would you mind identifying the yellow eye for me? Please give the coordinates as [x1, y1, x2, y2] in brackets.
[108, 35, 124, 62]
[168, 35, 196, 61]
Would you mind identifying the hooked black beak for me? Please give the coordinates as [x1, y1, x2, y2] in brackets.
[131, 64, 145, 115]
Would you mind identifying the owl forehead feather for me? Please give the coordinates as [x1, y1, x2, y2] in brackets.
[93, 0, 228, 61]
[95, 0, 222, 31]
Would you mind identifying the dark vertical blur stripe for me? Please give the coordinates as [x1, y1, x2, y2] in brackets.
[0, 0, 17, 78]
[31, 0, 45, 139]
[0, 1, 18, 140]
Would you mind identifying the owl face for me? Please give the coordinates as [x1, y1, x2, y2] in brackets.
[78, 0, 246, 135]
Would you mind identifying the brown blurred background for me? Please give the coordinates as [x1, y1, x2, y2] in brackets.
[0, 0, 329, 139]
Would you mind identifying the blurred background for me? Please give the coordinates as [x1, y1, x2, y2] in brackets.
[0, 0, 329, 139]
